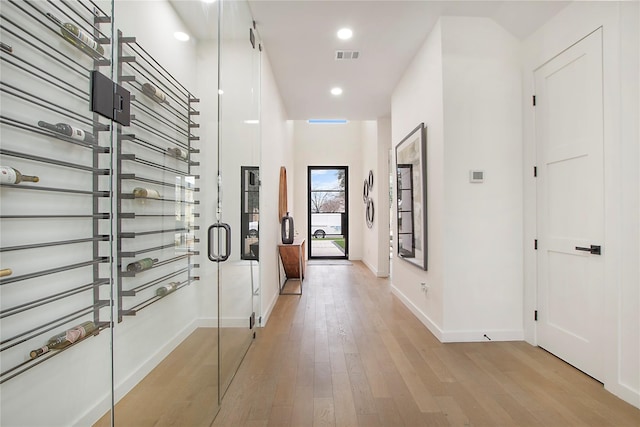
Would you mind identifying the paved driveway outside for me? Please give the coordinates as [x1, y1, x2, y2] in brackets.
[310, 239, 344, 257]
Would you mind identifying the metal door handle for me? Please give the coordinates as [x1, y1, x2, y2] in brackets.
[575, 245, 601, 255]
[208, 223, 231, 262]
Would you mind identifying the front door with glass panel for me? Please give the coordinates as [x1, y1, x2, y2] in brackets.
[308, 167, 348, 259]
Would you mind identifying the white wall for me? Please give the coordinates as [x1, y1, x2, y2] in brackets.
[391, 20, 446, 333]
[440, 17, 523, 338]
[260, 50, 293, 324]
[522, 1, 640, 408]
[391, 17, 524, 342]
[292, 121, 364, 260]
[361, 121, 379, 271]
[115, 0, 198, 88]
[376, 117, 392, 278]
[361, 119, 392, 277]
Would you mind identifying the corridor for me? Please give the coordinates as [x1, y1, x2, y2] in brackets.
[212, 262, 640, 426]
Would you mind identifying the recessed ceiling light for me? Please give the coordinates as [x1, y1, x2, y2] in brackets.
[174, 31, 190, 42]
[202, 0, 216, 3]
[331, 87, 343, 96]
[337, 28, 353, 40]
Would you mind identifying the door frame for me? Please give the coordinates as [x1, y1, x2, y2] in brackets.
[307, 166, 349, 259]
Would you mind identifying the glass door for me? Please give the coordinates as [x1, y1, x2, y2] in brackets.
[217, 0, 261, 398]
[0, 0, 114, 425]
[308, 167, 349, 259]
[105, 1, 220, 425]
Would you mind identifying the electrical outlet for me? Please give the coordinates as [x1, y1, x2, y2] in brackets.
[420, 282, 428, 294]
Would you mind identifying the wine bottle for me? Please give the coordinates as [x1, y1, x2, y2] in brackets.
[0, 166, 39, 184]
[142, 82, 170, 105]
[0, 268, 12, 278]
[46, 13, 104, 58]
[0, 41, 12, 54]
[126, 257, 159, 272]
[156, 282, 178, 297]
[37, 120, 96, 144]
[167, 147, 188, 161]
[132, 187, 161, 199]
[29, 321, 96, 359]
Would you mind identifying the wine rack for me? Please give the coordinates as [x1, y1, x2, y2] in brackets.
[0, 0, 112, 383]
[116, 31, 200, 322]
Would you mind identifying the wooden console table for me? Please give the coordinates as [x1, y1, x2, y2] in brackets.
[278, 238, 305, 295]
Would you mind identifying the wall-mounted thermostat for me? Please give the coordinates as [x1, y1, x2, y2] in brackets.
[469, 170, 484, 183]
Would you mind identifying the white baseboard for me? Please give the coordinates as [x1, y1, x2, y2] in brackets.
[261, 291, 279, 326]
[199, 317, 248, 328]
[75, 394, 110, 427]
[362, 258, 390, 278]
[440, 328, 524, 343]
[606, 381, 640, 409]
[390, 283, 524, 343]
[361, 258, 378, 277]
[198, 317, 217, 328]
[390, 283, 444, 341]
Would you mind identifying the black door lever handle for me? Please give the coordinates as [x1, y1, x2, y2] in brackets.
[575, 245, 601, 255]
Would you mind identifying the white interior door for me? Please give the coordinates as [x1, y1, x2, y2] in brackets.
[535, 29, 604, 381]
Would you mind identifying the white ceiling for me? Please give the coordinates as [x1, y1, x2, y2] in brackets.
[171, 1, 571, 121]
[247, 0, 569, 120]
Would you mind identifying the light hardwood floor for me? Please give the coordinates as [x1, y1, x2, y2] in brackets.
[212, 261, 640, 427]
[93, 328, 250, 427]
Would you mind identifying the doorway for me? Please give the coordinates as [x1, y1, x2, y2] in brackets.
[308, 167, 348, 259]
[535, 28, 605, 381]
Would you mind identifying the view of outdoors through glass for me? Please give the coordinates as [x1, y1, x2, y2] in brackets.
[308, 167, 348, 258]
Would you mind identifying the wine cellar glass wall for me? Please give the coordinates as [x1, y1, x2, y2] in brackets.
[0, 0, 201, 394]
[0, 0, 253, 424]
[0, 0, 112, 384]
[116, 32, 200, 322]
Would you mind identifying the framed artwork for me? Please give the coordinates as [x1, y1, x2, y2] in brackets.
[395, 123, 427, 270]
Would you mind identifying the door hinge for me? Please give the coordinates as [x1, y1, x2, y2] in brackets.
[533, 166, 537, 177]
[249, 312, 256, 329]
[249, 27, 256, 49]
[534, 310, 538, 321]
[258, 316, 262, 326]
[534, 239, 538, 250]
[532, 95, 536, 106]
[90, 70, 131, 126]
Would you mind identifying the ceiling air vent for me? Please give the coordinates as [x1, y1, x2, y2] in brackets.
[335, 50, 360, 61]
